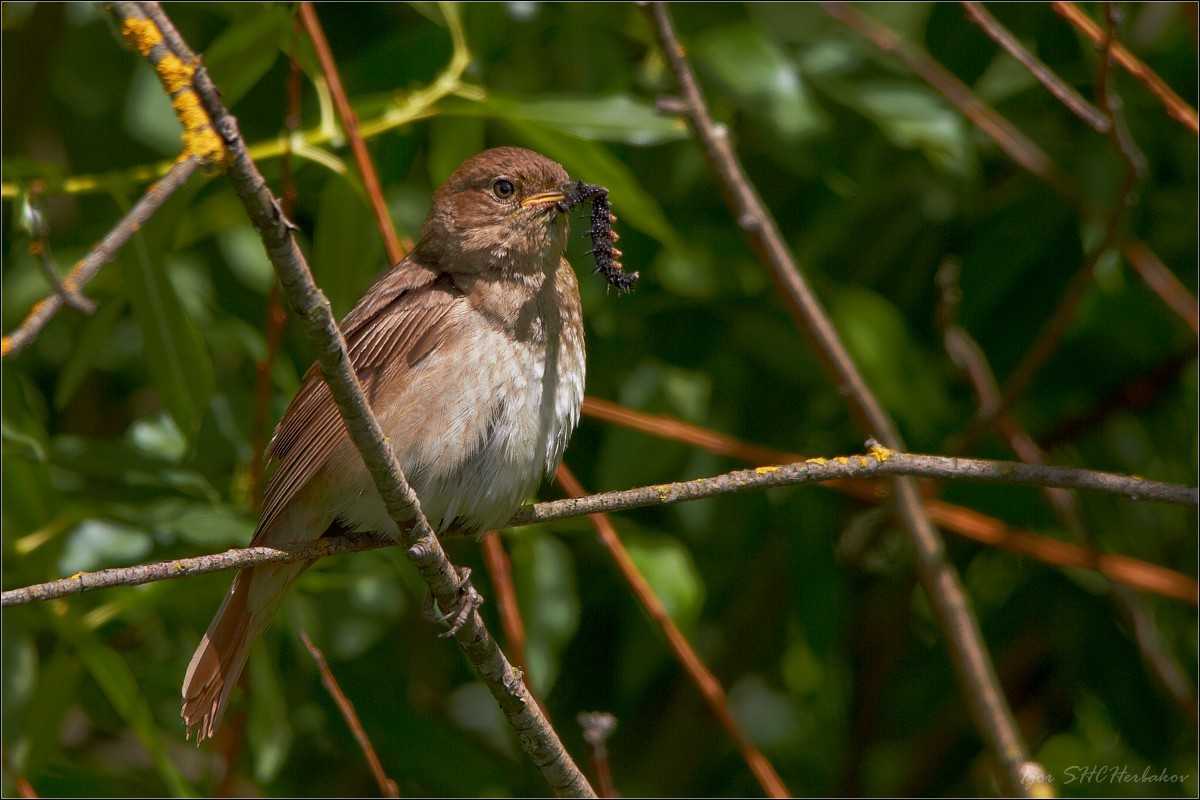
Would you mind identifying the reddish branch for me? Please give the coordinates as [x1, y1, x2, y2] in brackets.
[481, 533, 528, 674]
[1051, 1, 1199, 135]
[297, 2, 406, 265]
[1122, 240, 1200, 334]
[301, 632, 400, 797]
[556, 465, 791, 799]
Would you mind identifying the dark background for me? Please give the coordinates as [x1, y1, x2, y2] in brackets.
[2, 3, 1197, 796]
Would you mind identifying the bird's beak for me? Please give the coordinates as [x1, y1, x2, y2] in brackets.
[520, 190, 568, 210]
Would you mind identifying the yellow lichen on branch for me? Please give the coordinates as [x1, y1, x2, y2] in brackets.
[119, 16, 225, 168]
[120, 17, 161, 56]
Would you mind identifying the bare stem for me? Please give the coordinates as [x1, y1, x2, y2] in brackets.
[1, 158, 197, 358]
[1051, 1, 1199, 134]
[962, 2, 1109, 132]
[297, 2, 406, 264]
[580, 396, 1198, 605]
[300, 632, 401, 797]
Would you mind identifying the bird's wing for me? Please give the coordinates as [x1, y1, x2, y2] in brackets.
[255, 258, 460, 541]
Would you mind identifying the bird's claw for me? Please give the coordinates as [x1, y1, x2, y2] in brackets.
[421, 566, 484, 638]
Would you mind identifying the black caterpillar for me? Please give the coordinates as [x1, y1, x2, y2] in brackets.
[560, 181, 639, 292]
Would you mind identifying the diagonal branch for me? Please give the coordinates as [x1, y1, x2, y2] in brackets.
[297, 2, 406, 265]
[649, 4, 1049, 794]
[557, 465, 790, 798]
[300, 632, 401, 797]
[110, 3, 594, 796]
[1051, 0, 1199, 135]
[1, 158, 197, 359]
[962, 2, 1109, 133]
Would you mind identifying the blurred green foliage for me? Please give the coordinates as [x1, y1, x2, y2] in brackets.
[2, 2, 1196, 796]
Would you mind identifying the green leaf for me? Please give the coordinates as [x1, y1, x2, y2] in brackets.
[204, 5, 292, 109]
[511, 532, 579, 694]
[116, 189, 215, 440]
[498, 119, 680, 249]
[58, 519, 153, 575]
[10, 648, 82, 776]
[428, 115, 485, 185]
[444, 93, 690, 146]
[834, 81, 977, 178]
[694, 23, 828, 141]
[311, 174, 386, 319]
[624, 534, 705, 630]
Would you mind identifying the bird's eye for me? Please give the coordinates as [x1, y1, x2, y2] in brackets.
[491, 178, 515, 200]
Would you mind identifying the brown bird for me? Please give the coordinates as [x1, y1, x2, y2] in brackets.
[182, 147, 587, 741]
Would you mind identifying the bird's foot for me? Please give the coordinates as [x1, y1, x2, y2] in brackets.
[421, 565, 484, 638]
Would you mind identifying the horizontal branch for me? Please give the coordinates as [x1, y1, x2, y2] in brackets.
[5, 446, 1193, 607]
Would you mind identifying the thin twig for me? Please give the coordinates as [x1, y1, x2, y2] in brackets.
[7, 448, 1193, 604]
[580, 397, 1198, 604]
[826, 0, 1190, 355]
[112, 4, 593, 796]
[823, 1, 1073, 197]
[962, 2, 1110, 133]
[1052, 0, 1199, 134]
[955, 0, 1146, 453]
[300, 632, 401, 797]
[0, 4, 473, 200]
[481, 533, 528, 674]
[297, 2, 406, 265]
[577, 712, 618, 799]
[1122, 240, 1200, 334]
[1, 158, 197, 358]
[22, 196, 97, 314]
[557, 465, 790, 799]
[649, 4, 1048, 794]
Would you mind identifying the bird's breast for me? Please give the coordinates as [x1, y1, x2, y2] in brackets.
[331, 265, 585, 535]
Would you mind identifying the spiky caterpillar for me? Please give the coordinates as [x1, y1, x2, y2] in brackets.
[560, 181, 639, 292]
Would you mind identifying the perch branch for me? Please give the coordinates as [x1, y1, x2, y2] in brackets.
[111, 4, 593, 796]
[580, 397, 1198, 605]
[1, 158, 197, 358]
[6, 448, 1193, 603]
[650, 4, 1048, 794]
[557, 465, 790, 798]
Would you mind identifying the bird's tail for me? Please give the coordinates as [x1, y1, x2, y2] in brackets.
[180, 561, 306, 741]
